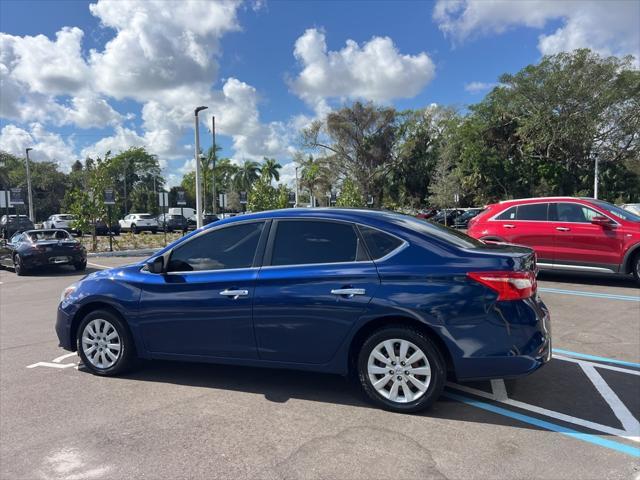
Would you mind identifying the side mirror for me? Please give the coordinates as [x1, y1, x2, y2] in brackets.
[591, 215, 613, 227]
[147, 256, 165, 274]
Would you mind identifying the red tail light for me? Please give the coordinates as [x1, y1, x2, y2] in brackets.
[467, 271, 537, 301]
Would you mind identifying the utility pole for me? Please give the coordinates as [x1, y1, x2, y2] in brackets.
[25, 148, 34, 222]
[593, 153, 599, 199]
[295, 166, 299, 207]
[211, 115, 217, 215]
[194, 106, 208, 228]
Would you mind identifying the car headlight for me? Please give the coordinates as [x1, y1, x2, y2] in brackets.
[60, 283, 78, 303]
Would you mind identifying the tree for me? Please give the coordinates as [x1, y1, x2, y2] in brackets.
[233, 159, 260, 192]
[303, 101, 398, 206]
[260, 157, 282, 182]
[109, 147, 163, 216]
[336, 178, 365, 207]
[297, 153, 334, 206]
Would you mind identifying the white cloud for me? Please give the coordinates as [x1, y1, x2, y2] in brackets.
[0, 123, 79, 170]
[290, 28, 435, 111]
[88, 0, 241, 101]
[464, 81, 497, 93]
[433, 0, 640, 60]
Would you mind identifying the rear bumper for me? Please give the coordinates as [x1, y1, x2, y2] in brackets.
[22, 252, 86, 268]
[447, 297, 551, 381]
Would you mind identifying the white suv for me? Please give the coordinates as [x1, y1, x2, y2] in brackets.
[43, 214, 80, 235]
[119, 214, 159, 234]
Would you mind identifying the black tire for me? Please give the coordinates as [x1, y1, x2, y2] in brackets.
[13, 254, 27, 276]
[74, 260, 87, 271]
[131, 224, 138, 234]
[76, 309, 136, 376]
[632, 252, 640, 285]
[150, 229, 156, 234]
[357, 326, 446, 413]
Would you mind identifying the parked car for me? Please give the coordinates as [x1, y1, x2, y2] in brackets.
[56, 209, 549, 413]
[467, 197, 640, 283]
[620, 204, 640, 216]
[94, 219, 120, 236]
[453, 208, 484, 229]
[430, 209, 464, 226]
[119, 214, 158, 234]
[186, 213, 220, 230]
[156, 213, 188, 232]
[0, 215, 34, 239]
[43, 214, 81, 235]
[0, 229, 86, 275]
[415, 208, 438, 220]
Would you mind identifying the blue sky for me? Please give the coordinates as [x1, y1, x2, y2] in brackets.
[1, 0, 638, 186]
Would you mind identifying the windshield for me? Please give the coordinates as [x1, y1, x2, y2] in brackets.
[28, 230, 71, 241]
[8, 216, 32, 224]
[592, 200, 640, 222]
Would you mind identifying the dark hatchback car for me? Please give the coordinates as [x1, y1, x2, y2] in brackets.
[157, 213, 188, 232]
[186, 213, 220, 230]
[95, 219, 120, 236]
[1, 229, 86, 275]
[56, 209, 550, 412]
[453, 208, 484, 229]
[0, 214, 34, 239]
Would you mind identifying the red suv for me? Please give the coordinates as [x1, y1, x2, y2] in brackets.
[467, 197, 640, 283]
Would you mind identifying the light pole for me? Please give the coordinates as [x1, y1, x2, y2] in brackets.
[194, 106, 208, 229]
[25, 148, 34, 222]
[294, 166, 299, 207]
[211, 115, 217, 216]
[593, 153, 599, 199]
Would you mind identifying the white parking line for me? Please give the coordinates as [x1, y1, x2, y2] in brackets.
[52, 352, 77, 363]
[579, 362, 640, 435]
[26, 362, 76, 369]
[87, 262, 110, 269]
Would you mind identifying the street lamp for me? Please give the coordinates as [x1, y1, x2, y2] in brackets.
[25, 148, 34, 222]
[294, 166, 299, 208]
[211, 115, 217, 216]
[194, 105, 208, 228]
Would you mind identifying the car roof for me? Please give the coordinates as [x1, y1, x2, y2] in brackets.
[497, 196, 596, 206]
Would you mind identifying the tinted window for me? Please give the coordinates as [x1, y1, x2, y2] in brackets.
[167, 222, 264, 272]
[516, 203, 548, 221]
[359, 225, 403, 260]
[495, 206, 517, 220]
[138, 214, 153, 219]
[271, 220, 367, 266]
[553, 203, 600, 223]
[592, 200, 640, 222]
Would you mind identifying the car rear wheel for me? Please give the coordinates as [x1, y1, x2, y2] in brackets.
[13, 254, 27, 276]
[77, 310, 136, 376]
[357, 327, 445, 413]
[633, 253, 640, 285]
[74, 260, 87, 271]
[131, 224, 138, 234]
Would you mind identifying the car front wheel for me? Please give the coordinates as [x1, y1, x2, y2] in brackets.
[357, 326, 445, 413]
[13, 255, 27, 276]
[77, 310, 136, 376]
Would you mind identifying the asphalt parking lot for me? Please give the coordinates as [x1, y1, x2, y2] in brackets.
[1, 257, 638, 479]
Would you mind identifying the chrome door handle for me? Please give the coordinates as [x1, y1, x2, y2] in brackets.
[556, 227, 570, 232]
[219, 289, 249, 299]
[503, 224, 515, 229]
[331, 288, 366, 297]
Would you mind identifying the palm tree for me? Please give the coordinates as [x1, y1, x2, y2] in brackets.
[260, 157, 282, 182]
[233, 160, 260, 192]
[299, 154, 333, 205]
[214, 158, 239, 193]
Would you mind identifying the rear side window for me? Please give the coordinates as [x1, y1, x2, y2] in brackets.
[270, 220, 368, 266]
[495, 206, 517, 220]
[167, 222, 264, 272]
[515, 203, 548, 221]
[359, 225, 403, 260]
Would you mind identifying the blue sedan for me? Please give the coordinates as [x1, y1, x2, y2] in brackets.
[56, 208, 550, 412]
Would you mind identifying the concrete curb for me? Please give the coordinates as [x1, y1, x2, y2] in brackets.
[87, 248, 159, 258]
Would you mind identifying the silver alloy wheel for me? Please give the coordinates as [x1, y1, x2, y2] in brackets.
[367, 338, 431, 403]
[81, 318, 122, 369]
